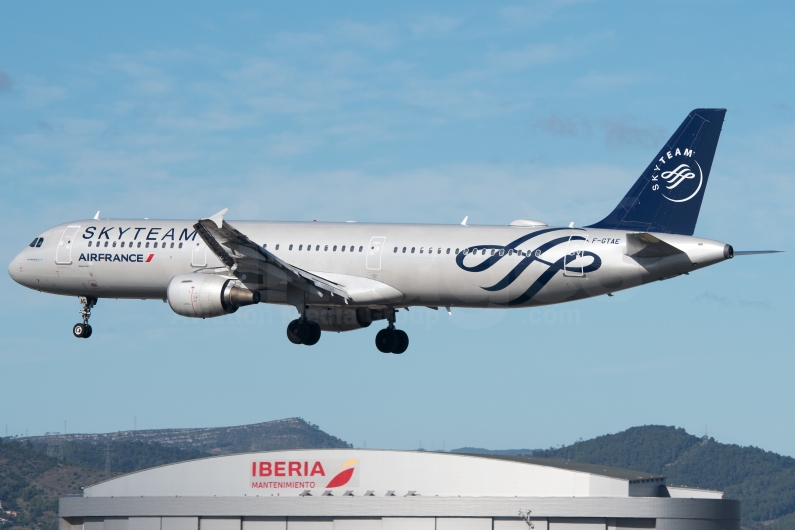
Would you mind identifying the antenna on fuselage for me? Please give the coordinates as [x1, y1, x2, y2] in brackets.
[94, 211, 100, 220]
[461, 216, 468, 226]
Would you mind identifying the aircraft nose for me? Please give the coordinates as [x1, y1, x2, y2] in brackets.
[8, 252, 22, 283]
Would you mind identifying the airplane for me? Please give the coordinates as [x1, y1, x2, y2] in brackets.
[8, 109, 781, 353]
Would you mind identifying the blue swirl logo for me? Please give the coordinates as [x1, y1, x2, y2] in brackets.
[455, 228, 602, 306]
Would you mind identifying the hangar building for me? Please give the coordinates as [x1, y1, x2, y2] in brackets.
[60, 450, 738, 530]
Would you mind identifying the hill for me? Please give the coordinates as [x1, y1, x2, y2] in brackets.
[533, 426, 795, 530]
[0, 438, 110, 530]
[22, 417, 351, 455]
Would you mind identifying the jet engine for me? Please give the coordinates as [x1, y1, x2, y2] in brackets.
[167, 273, 260, 318]
[305, 307, 385, 332]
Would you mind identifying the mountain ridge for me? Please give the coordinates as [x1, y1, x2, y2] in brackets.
[19, 417, 351, 455]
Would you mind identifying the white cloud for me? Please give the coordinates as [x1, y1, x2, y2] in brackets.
[409, 15, 462, 37]
[575, 71, 643, 92]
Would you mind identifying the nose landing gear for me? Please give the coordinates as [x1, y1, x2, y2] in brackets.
[73, 296, 97, 338]
[375, 309, 409, 354]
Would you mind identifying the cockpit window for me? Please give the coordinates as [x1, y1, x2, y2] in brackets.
[36, 238, 44, 247]
[29, 238, 38, 247]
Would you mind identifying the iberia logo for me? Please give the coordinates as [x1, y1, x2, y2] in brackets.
[250, 458, 359, 490]
[326, 459, 357, 488]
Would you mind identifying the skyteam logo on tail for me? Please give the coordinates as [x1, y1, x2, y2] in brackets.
[651, 148, 703, 203]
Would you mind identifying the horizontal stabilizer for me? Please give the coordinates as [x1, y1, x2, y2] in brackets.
[625, 232, 685, 258]
[733, 250, 783, 256]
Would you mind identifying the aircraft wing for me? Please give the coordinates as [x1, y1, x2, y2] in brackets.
[193, 209, 350, 302]
[625, 232, 686, 258]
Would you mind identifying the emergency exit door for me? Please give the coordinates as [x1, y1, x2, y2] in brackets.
[366, 237, 386, 270]
[191, 240, 207, 267]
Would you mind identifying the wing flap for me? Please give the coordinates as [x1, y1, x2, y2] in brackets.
[193, 210, 351, 301]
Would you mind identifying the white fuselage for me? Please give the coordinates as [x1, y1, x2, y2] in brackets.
[9, 219, 730, 310]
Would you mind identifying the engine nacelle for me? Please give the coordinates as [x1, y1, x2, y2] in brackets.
[306, 307, 384, 332]
[167, 273, 260, 318]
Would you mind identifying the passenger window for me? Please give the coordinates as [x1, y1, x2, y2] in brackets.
[88, 241, 93, 247]
[393, 247, 398, 253]
[455, 248, 459, 254]
[490, 249, 495, 255]
[402, 247, 406, 253]
[358, 246, 363, 252]
[437, 248, 441, 254]
[446, 248, 450, 254]
[104, 241, 109, 248]
[325, 245, 328, 251]
[333, 245, 337, 251]
[420, 247, 424, 254]
[316, 245, 320, 251]
[154, 242, 158, 248]
[428, 247, 433, 254]
[299, 245, 303, 250]
[499, 249, 504, 256]
[145, 242, 150, 248]
[36, 238, 44, 247]
[29, 238, 38, 247]
[179, 243, 183, 249]
[482, 249, 486, 255]
[170, 242, 174, 248]
[350, 246, 354, 252]
[411, 247, 415, 253]
[120, 242, 125, 248]
[276, 244, 280, 250]
[341, 245, 346, 252]
[112, 242, 117, 248]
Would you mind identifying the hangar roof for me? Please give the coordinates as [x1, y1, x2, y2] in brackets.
[83, 449, 669, 499]
[466, 454, 664, 482]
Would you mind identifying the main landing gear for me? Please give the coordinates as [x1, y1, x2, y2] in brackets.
[286, 318, 321, 346]
[375, 309, 408, 354]
[73, 296, 97, 339]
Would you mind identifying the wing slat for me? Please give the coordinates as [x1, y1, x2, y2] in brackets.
[193, 211, 351, 302]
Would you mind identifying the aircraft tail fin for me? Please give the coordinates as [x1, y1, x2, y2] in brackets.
[587, 108, 726, 236]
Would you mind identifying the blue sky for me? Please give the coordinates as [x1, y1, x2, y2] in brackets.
[1, 1, 794, 456]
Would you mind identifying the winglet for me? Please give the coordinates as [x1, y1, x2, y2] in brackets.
[204, 208, 229, 229]
[94, 211, 100, 220]
[461, 216, 468, 226]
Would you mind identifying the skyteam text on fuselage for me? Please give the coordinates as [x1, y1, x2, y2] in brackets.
[8, 109, 780, 353]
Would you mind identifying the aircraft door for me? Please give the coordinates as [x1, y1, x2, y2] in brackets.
[366, 236, 386, 270]
[191, 240, 207, 267]
[55, 226, 81, 265]
[563, 236, 585, 277]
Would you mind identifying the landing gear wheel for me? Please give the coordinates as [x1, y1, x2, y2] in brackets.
[287, 319, 306, 344]
[73, 323, 87, 338]
[74, 296, 97, 339]
[376, 328, 398, 353]
[392, 329, 409, 354]
[303, 321, 321, 346]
